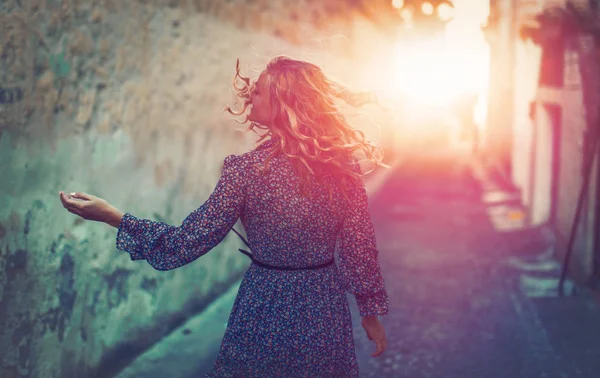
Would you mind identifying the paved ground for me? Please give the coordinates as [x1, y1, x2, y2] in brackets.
[357, 148, 600, 377]
[115, 146, 600, 378]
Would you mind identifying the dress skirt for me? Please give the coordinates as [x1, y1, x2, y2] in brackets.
[204, 261, 359, 378]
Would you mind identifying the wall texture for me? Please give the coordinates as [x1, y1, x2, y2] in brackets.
[0, 1, 393, 377]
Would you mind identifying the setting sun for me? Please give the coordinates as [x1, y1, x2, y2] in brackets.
[376, 0, 490, 125]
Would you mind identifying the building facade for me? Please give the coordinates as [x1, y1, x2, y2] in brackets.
[486, 0, 600, 285]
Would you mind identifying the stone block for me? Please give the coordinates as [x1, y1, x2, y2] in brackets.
[89, 7, 104, 23]
[75, 91, 97, 125]
[69, 29, 95, 56]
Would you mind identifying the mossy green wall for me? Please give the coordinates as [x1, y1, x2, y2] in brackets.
[0, 1, 392, 376]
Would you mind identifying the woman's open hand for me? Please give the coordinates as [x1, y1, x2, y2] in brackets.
[59, 191, 120, 224]
[362, 316, 388, 358]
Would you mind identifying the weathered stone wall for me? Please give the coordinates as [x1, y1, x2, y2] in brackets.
[0, 1, 393, 377]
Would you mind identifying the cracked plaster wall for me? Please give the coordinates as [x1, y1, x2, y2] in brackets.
[0, 0, 393, 377]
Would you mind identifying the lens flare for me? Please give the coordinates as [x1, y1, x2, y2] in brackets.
[437, 3, 454, 21]
[400, 8, 413, 21]
[392, 0, 404, 9]
[421, 2, 434, 15]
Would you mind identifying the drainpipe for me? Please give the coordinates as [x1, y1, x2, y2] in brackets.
[526, 100, 538, 228]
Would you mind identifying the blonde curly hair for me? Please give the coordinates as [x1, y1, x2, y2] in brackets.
[225, 56, 389, 205]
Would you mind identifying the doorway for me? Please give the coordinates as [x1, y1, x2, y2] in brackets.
[530, 102, 561, 226]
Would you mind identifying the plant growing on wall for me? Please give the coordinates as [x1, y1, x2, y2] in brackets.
[519, 1, 600, 47]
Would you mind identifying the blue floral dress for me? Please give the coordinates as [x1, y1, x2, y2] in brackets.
[116, 138, 390, 377]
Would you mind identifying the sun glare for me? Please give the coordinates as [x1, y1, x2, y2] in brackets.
[421, 2, 434, 15]
[392, 0, 405, 9]
[386, 0, 490, 125]
[437, 3, 454, 21]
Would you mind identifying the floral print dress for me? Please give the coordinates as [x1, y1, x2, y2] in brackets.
[116, 138, 390, 377]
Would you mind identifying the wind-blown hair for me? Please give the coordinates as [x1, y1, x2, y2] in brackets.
[225, 56, 389, 205]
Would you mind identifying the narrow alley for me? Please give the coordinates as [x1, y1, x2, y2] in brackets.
[4, 1, 600, 377]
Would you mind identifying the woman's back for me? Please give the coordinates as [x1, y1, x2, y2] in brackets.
[204, 138, 388, 377]
[240, 139, 350, 268]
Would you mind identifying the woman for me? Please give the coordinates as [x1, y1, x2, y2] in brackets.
[59, 56, 389, 377]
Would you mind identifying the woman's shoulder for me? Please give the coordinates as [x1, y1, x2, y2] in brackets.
[224, 139, 278, 174]
[235, 138, 279, 163]
[252, 137, 278, 152]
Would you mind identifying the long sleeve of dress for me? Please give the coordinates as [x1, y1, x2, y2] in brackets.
[338, 159, 390, 317]
[115, 154, 246, 271]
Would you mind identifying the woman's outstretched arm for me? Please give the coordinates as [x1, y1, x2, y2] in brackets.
[106, 209, 125, 228]
[115, 154, 247, 271]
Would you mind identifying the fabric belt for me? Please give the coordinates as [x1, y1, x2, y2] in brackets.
[232, 228, 335, 271]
